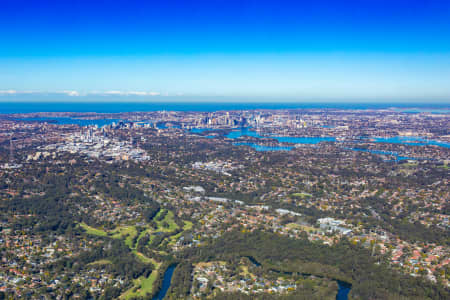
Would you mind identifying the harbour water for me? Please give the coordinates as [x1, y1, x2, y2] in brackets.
[234, 142, 293, 151]
[13, 115, 450, 156]
[225, 128, 448, 151]
[370, 136, 450, 148]
[226, 127, 336, 144]
[225, 128, 449, 150]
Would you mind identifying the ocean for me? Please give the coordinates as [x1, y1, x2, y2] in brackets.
[0, 102, 449, 114]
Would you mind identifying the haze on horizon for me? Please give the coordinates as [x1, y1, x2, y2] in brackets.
[1, 0, 450, 103]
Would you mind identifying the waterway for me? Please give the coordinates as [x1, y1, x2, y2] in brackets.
[155, 257, 352, 299]
[152, 264, 177, 300]
[189, 128, 219, 133]
[336, 281, 352, 300]
[246, 256, 352, 300]
[370, 136, 450, 148]
[225, 128, 337, 144]
[234, 142, 293, 152]
[225, 129, 449, 153]
[15, 117, 450, 151]
[346, 147, 418, 161]
[225, 129, 448, 154]
[226, 127, 332, 151]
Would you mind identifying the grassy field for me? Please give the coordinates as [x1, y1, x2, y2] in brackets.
[156, 210, 178, 232]
[80, 222, 139, 243]
[120, 269, 159, 300]
[167, 220, 194, 246]
[80, 223, 108, 237]
[183, 220, 193, 230]
[401, 162, 419, 167]
[80, 209, 193, 289]
[87, 259, 112, 266]
[80, 210, 198, 300]
[133, 251, 160, 267]
[291, 192, 312, 198]
[80, 211, 189, 250]
[111, 226, 138, 248]
[286, 223, 316, 232]
[240, 265, 257, 280]
[135, 228, 151, 247]
[120, 255, 162, 300]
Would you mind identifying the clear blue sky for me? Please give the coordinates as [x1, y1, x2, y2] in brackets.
[1, 0, 450, 102]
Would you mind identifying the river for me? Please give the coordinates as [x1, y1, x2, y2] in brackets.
[336, 281, 352, 300]
[246, 256, 352, 300]
[155, 259, 352, 300]
[152, 264, 177, 300]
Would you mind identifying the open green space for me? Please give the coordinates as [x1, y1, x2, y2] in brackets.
[80, 222, 108, 237]
[80, 210, 186, 249]
[183, 220, 193, 230]
[167, 220, 193, 246]
[111, 226, 138, 248]
[400, 162, 419, 167]
[80, 210, 192, 291]
[292, 192, 312, 198]
[155, 210, 178, 232]
[120, 269, 159, 300]
[87, 259, 112, 266]
[133, 251, 160, 267]
[286, 223, 317, 232]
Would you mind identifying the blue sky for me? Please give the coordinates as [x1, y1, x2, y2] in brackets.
[1, 0, 450, 102]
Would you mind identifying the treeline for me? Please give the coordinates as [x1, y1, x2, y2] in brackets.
[92, 174, 156, 206]
[176, 230, 449, 300]
[5, 186, 81, 234]
[56, 238, 153, 281]
[164, 262, 194, 299]
[388, 219, 450, 246]
[362, 196, 450, 245]
[212, 288, 336, 300]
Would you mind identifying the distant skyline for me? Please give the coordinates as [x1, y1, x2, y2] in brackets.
[1, 0, 450, 102]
